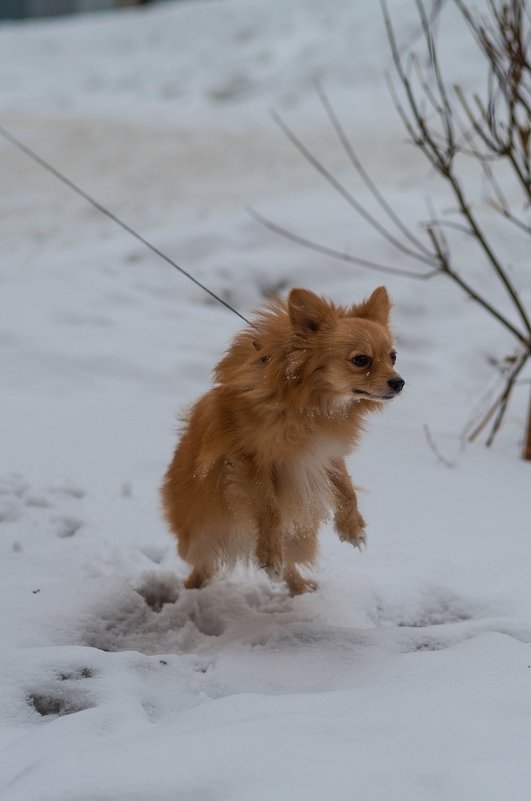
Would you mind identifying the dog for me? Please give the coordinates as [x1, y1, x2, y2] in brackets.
[161, 286, 404, 595]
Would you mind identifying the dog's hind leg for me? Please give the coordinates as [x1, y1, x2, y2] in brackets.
[283, 527, 318, 596]
[180, 529, 217, 590]
[255, 503, 284, 581]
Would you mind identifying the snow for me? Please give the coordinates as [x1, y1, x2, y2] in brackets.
[1, 0, 530, 799]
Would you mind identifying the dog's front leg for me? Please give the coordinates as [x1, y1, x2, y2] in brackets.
[256, 502, 284, 581]
[329, 459, 366, 549]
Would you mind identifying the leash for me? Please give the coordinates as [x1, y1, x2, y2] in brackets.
[0, 124, 251, 325]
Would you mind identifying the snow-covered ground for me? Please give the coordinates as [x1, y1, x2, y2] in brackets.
[1, 1, 530, 799]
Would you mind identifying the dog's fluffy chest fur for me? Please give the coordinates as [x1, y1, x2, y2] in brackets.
[266, 434, 350, 530]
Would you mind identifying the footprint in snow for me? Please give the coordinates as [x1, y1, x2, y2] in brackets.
[28, 667, 96, 720]
[0, 474, 87, 545]
[376, 586, 492, 653]
[0, 474, 29, 523]
[54, 515, 83, 538]
[135, 572, 180, 612]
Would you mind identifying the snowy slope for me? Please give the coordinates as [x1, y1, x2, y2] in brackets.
[0, 1, 530, 799]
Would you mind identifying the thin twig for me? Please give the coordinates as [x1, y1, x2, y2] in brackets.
[270, 109, 438, 267]
[467, 349, 530, 443]
[247, 207, 438, 279]
[447, 170, 531, 336]
[423, 424, 456, 467]
[486, 350, 530, 445]
[415, 0, 455, 150]
[488, 199, 531, 234]
[314, 80, 435, 259]
[426, 227, 528, 344]
[423, 218, 476, 237]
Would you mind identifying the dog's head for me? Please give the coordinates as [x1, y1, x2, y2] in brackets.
[287, 287, 404, 407]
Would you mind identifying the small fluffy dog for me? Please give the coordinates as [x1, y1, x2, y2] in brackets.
[161, 286, 404, 595]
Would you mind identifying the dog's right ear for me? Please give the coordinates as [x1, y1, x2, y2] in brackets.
[288, 288, 331, 334]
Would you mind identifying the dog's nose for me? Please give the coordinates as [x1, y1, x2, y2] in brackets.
[388, 376, 405, 393]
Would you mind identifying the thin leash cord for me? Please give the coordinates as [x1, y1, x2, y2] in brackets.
[0, 124, 251, 325]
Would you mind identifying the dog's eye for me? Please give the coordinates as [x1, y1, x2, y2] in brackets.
[351, 355, 371, 368]
[390, 351, 397, 365]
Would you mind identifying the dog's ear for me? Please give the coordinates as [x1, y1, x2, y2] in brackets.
[351, 286, 391, 326]
[288, 288, 332, 334]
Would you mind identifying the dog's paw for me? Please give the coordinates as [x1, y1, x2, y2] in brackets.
[184, 567, 212, 590]
[336, 515, 367, 550]
[285, 574, 318, 596]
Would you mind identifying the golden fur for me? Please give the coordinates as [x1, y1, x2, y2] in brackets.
[161, 286, 404, 595]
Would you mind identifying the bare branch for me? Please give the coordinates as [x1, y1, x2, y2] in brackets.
[383, 1, 531, 337]
[263, 0, 531, 451]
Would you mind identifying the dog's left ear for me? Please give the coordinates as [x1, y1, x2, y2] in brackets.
[288, 288, 332, 334]
[351, 286, 391, 326]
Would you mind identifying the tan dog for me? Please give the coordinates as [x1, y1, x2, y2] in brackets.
[161, 287, 404, 595]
